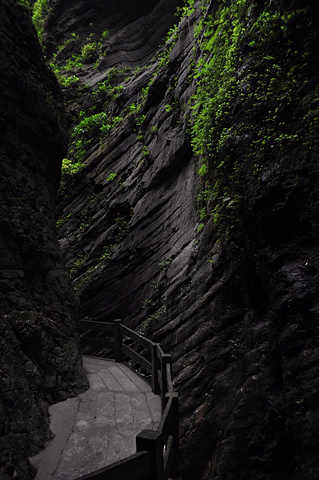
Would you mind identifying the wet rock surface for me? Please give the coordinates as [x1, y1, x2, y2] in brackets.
[0, 1, 88, 478]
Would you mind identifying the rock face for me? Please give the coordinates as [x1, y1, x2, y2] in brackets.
[44, 0, 181, 67]
[45, 0, 319, 479]
[0, 1, 88, 478]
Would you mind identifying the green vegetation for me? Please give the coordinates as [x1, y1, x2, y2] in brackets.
[81, 41, 102, 63]
[175, 0, 195, 19]
[72, 210, 133, 290]
[70, 113, 122, 162]
[32, 0, 50, 40]
[92, 71, 124, 100]
[189, 0, 316, 246]
[17, 0, 33, 13]
[142, 306, 166, 329]
[61, 158, 84, 179]
[102, 28, 109, 38]
[48, 28, 108, 85]
[40, 0, 318, 277]
[51, 0, 194, 182]
[56, 212, 74, 230]
[158, 257, 172, 271]
[106, 172, 117, 183]
[142, 298, 153, 310]
[142, 146, 150, 158]
[70, 253, 87, 278]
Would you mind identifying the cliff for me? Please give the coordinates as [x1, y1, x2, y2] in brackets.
[3, 0, 319, 479]
[51, 0, 319, 477]
[0, 1, 88, 478]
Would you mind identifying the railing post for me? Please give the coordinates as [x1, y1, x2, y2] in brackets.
[136, 429, 164, 480]
[113, 319, 123, 362]
[151, 343, 161, 394]
[170, 392, 180, 478]
[161, 354, 172, 411]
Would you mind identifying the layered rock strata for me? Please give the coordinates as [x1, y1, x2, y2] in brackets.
[46, 0, 319, 479]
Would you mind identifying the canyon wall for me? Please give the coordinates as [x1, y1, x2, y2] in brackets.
[52, 0, 319, 478]
[53, 1, 319, 477]
[2, 0, 318, 479]
[0, 1, 88, 478]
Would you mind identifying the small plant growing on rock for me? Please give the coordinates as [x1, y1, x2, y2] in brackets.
[106, 172, 117, 182]
[17, 0, 32, 13]
[102, 28, 109, 39]
[70, 253, 87, 278]
[61, 158, 84, 180]
[56, 212, 74, 230]
[81, 42, 98, 63]
[70, 112, 118, 162]
[60, 75, 79, 87]
[198, 162, 208, 177]
[158, 257, 172, 271]
[142, 306, 166, 329]
[142, 146, 150, 157]
[142, 298, 153, 309]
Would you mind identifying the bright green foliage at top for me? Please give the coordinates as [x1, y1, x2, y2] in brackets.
[47, 34, 122, 169]
[191, 0, 246, 158]
[175, 0, 195, 20]
[32, 0, 50, 41]
[190, 0, 316, 242]
[48, 29, 106, 87]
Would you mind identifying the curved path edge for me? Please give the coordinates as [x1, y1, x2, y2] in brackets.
[30, 357, 161, 480]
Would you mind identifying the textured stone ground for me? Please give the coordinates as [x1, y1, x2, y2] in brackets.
[31, 357, 161, 480]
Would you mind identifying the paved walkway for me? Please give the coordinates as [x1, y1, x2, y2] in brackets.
[31, 356, 161, 480]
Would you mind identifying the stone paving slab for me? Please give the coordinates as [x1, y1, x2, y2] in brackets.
[30, 356, 161, 480]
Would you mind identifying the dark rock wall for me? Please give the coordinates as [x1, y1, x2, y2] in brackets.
[46, 0, 319, 479]
[0, 1, 88, 478]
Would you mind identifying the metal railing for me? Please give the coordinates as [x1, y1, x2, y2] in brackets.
[77, 319, 179, 480]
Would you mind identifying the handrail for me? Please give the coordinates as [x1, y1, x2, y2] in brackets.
[78, 319, 179, 480]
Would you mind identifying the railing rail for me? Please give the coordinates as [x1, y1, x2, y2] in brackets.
[78, 319, 179, 480]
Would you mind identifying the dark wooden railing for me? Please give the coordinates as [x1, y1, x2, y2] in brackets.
[77, 319, 179, 480]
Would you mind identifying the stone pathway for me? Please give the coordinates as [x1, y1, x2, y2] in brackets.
[31, 356, 161, 480]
